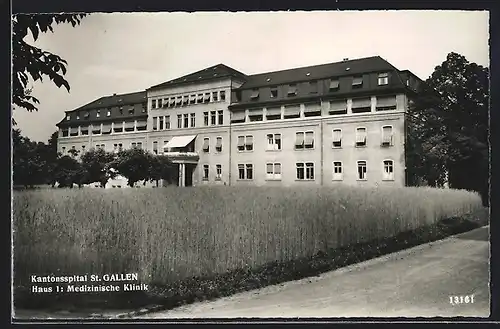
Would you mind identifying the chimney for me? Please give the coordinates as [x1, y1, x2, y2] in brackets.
[113, 93, 117, 96]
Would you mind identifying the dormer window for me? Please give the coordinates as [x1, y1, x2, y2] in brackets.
[128, 107, 134, 115]
[378, 73, 389, 86]
[352, 76, 363, 88]
[107, 109, 111, 117]
[329, 79, 340, 91]
[96, 110, 100, 118]
[66, 114, 70, 120]
[287, 84, 297, 96]
[250, 89, 259, 100]
[270, 87, 278, 98]
[84, 111, 90, 118]
[76, 113, 80, 120]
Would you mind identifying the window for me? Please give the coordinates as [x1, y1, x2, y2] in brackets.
[152, 99, 157, 109]
[183, 96, 189, 106]
[164, 116, 170, 129]
[153, 141, 158, 154]
[204, 112, 209, 126]
[376, 95, 397, 111]
[142, 103, 147, 112]
[248, 108, 263, 122]
[177, 114, 182, 129]
[237, 135, 253, 151]
[114, 143, 118, 152]
[235, 90, 242, 102]
[246, 164, 253, 180]
[81, 127, 89, 135]
[62, 146, 66, 154]
[113, 122, 123, 133]
[158, 99, 163, 108]
[378, 72, 389, 86]
[153, 116, 158, 131]
[183, 114, 189, 128]
[250, 89, 259, 100]
[287, 84, 297, 96]
[204, 93, 211, 103]
[76, 113, 80, 120]
[266, 106, 281, 120]
[266, 163, 282, 180]
[357, 161, 367, 180]
[61, 129, 69, 137]
[267, 133, 282, 151]
[381, 126, 393, 146]
[355, 127, 367, 147]
[215, 137, 222, 152]
[106, 109, 111, 117]
[220, 91, 226, 101]
[131, 142, 136, 149]
[96, 110, 100, 118]
[189, 95, 196, 105]
[309, 81, 318, 94]
[270, 87, 278, 98]
[332, 129, 342, 148]
[66, 114, 70, 120]
[383, 160, 394, 180]
[137, 142, 142, 149]
[128, 107, 134, 115]
[176, 96, 182, 106]
[197, 93, 204, 103]
[212, 91, 218, 102]
[118, 143, 123, 152]
[333, 162, 343, 180]
[295, 131, 314, 150]
[218, 110, 223, 125]
[190, 113, 196, 128]
[203, 165, 209, 181]
[82, 145, 86, 152]
[352, 76, 363, 88]
[238, 164, 245, 180]
[202, 137, 210, 153]
[296, 162, 314, 180]
[238, 164, 253, 180]
[329, 79, 340, 91]
[216, 164, 222, 180]
[159, 116, 164, 130]
[210, 111, 216, 125]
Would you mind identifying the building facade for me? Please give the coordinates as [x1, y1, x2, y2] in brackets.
[56, 56, 421, 187]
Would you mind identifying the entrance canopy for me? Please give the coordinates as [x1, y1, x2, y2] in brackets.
[164, 135, 197, 149]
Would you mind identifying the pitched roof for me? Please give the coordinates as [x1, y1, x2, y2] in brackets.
[239, 56, 397, 89]
[57, 91, 147, 126]
[70, 91, 147, 112]
[148, 64, 247, 90]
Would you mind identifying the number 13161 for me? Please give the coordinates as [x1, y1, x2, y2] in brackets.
[449, 295, 474, 305]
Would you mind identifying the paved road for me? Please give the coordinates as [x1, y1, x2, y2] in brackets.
[139, 226, 490, 318]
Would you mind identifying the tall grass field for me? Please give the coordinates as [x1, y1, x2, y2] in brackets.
[13, 186, 483, 290]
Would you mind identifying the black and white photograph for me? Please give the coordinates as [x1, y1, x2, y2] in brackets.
[11, 10, 490, 322]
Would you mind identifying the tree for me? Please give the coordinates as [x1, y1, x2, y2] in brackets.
[113, 148, 154, 187]
[148, 155, 176, 186]
[12, 14, 87, 120]
[52, 155, 84, 188]
[407, 52, 489, 205]
[13, 128, 51, 188]
[80, 148, 116, 188]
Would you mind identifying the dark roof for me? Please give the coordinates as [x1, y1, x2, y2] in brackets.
[238, 56, 398, 89]
[148, 64, 247, 90]
[57, 91, 147, 126]
[69, 91, 147, 112]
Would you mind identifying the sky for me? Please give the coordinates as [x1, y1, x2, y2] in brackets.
[12, 10, 489, 142]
